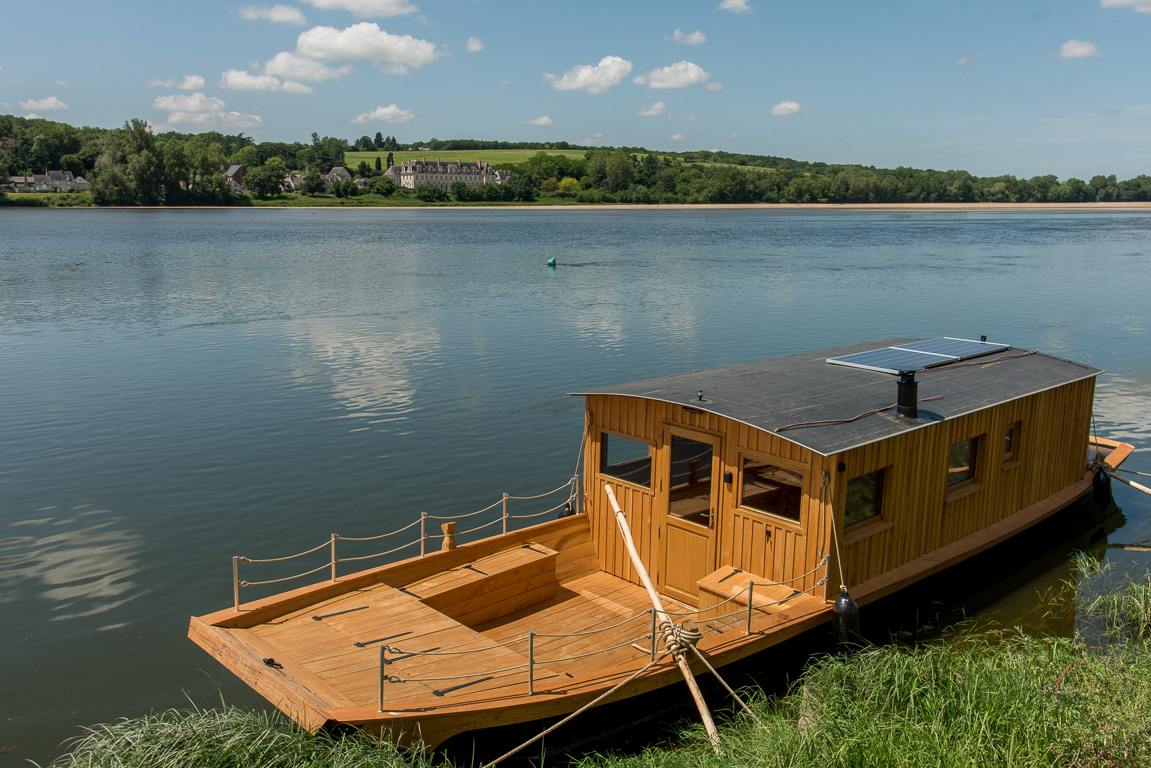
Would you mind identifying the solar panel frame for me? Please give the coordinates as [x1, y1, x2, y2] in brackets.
[826, 337, 1009, 375]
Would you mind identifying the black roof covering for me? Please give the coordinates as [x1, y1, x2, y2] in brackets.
[571, 339, 1101, 457]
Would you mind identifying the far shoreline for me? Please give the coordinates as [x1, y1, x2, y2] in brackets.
[10, 201, 1151, 212]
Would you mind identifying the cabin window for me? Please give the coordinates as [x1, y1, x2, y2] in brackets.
[600, 432, 652, 488]
[740, 458, 802, 522]
[845, 468, 885, 528]
[948, 436, 980, 488]
[1003, 422, 1021, 461]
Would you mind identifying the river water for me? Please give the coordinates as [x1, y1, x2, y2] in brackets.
[1, 208, 1149, 763]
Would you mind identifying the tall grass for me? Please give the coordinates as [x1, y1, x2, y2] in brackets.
[51, 568, 1151, 768]
[47, 707, 427, 768]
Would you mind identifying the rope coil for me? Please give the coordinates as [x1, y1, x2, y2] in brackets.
[660, 620, 703, 661]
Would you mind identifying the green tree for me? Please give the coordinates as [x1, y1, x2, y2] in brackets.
[244, 158, 288, 199]
[302, 168, 324, 195]
[557, 177, 580, 196]
[369, 176, 397, 196]
[414, 184, 448, 202]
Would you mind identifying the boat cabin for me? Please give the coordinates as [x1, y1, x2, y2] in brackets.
[574, 337, 1102, 608]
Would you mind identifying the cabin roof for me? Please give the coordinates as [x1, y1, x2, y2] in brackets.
[571, 339, 1102, 457]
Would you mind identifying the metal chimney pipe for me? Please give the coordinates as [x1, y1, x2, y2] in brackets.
[897, 370, 918, 419]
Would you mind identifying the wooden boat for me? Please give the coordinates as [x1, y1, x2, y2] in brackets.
[190, 338, 1133, 750]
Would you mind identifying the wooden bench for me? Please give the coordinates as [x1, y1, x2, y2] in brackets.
[401, 543, 558, 627]
[696, 565, 810, 623]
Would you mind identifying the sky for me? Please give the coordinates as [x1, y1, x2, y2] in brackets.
[1, 0, 1149, 180]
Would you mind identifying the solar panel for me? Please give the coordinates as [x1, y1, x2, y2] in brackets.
[827, 338, 1009, 375]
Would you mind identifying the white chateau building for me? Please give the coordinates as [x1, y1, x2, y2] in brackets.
[390, 159, 511, 191]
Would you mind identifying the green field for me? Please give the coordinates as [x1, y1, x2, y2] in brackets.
[345, 148, 590, 168]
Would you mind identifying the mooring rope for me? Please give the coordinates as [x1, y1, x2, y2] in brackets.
[659, 620, 703, 661]
[479, 655, 665, 768]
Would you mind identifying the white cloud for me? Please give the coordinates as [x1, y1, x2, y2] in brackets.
[1055, 39, 1101, 58]
[264, 51, 353, 81]
[728, 133, 738, 139]
[580, 131, 604, 146]
[240, 4, 307, 24]
[220, 69, 313, 93]
[148, 74, 206, 90]
[704, 82, 722, 92]
[955, 52, 983, 66]
[300, 0, 416, 17]
[296, 23, 439, 74]
[543, 55, 633, 94]
[771, 100, 803, 116]
[351, 103, 416, 123]
[669, 28, 706, 45]
[153, 92, 227, 113]
[636, 101, 667, 116]
[22, 112, 41, 119]
[166, 111, 264, 130]
[1102, 0, 1151, 12]
[466, 37, 484, 52]
[18, 96, 68, 111]
[153, 92, 262, 131]
[668, 113, 698, 122]
[525, 116, 554, 126]
[633, 60, 711, 89]
[499, 79, 511, 86]
[670, 132, 688, 141]
[719, 0, 751, 12]
[55, 80, 68, 86]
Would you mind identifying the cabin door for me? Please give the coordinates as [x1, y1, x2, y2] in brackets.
[658, 429, 721, 606]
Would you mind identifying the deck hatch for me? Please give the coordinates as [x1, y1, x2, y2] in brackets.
[826, 337, 1008, 374]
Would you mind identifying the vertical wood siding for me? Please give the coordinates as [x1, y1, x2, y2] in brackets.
[833, 378, 1096, 587]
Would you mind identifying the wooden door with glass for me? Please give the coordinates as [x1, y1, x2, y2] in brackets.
[658, 428, 722, 605]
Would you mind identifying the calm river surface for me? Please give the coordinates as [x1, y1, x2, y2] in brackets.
[2, 208, 1150, 763]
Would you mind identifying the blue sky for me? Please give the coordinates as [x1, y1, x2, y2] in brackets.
[2, 0, 1148, 179]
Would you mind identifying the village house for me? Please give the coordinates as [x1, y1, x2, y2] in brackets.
[321, 166, 352, 190]
[224, 165, 246, 194]
[4, 170, 83, 193]
[396, 159, 511, 192]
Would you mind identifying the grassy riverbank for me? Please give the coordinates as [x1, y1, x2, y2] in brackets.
[45, 564, 1151, 768]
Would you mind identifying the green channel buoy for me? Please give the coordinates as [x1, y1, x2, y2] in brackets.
[547, 257, 556, 267]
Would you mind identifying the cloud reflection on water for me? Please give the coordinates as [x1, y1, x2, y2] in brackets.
[0, 505, 141, 624]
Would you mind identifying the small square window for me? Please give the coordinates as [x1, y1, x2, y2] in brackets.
[845, 468, 885, 528]
[948, 436, 980, 489]
[600, 433, 652, 488]
[1003, 421, 1020, 461]
[740, 458, 802, 521]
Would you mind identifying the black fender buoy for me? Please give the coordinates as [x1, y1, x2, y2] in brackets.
[557, 501, 575, 519]
[832, 587, 860, 645]
[1092, 467, 1112, 507]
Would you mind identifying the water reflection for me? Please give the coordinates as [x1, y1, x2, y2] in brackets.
[284, 319, 440, 426]
[0, 505, 141, 626]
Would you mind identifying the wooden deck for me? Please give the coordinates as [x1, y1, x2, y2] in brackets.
[190, 515, 833, 747]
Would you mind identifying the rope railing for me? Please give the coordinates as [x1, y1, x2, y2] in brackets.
[376, 564, 832, 709]
[231, 476, 579, 610]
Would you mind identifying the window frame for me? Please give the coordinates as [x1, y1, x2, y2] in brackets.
[736, 453, 806, 526]
[598, 429, 654, 490]
[1002, 421, 1022, 470]
[844, 466, 887, 533]
[945, 434, 985, 501]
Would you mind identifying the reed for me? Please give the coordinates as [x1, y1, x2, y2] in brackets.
[46, 706, 427, 768]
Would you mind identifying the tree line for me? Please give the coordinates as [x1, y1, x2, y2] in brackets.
[3, 113, 1149, 206]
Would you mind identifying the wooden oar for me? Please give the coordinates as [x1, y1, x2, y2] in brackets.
[605, 484, 721, 753]
[1108, 468, 1151, 497]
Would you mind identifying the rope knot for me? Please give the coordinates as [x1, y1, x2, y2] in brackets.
[660, 619, 703, 661]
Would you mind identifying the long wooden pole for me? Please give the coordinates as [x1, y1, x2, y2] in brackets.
[605, 484, 721, 753]
[1109, 469, 1151, 497]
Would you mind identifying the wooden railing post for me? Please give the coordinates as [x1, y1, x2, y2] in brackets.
[502, 493, 509, 534]
[420, 512, 427, 557]
[330, 533, 338, 582]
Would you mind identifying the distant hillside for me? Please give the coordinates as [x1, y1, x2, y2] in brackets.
[4, 114, 1149, 206]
